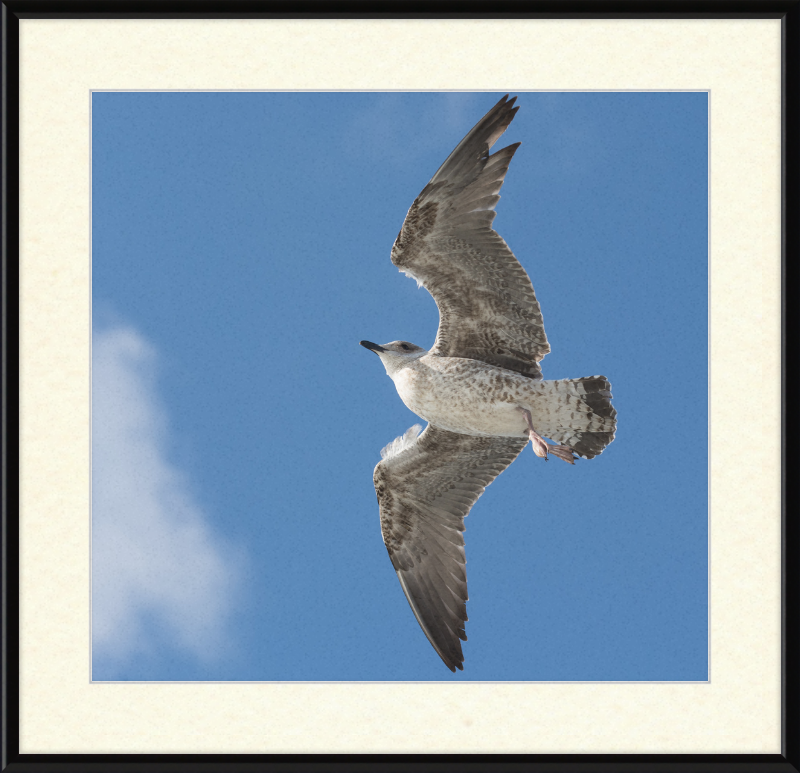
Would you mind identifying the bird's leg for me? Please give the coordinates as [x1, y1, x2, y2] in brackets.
[520, 408, 576, 465]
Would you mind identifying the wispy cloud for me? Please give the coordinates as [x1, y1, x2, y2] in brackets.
[341, 92, 483, 169]
[92, 323, 243, 674]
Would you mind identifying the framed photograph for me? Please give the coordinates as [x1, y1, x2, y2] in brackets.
[3, 3, 792, 770]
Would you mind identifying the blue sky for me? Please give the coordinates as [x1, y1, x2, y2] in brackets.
[91, 91, 708, 681]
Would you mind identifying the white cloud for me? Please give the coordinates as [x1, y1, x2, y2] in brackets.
[92, 324, 242, 671]
[343, 93, 482, 169]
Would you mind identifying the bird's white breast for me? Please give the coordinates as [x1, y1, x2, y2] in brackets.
[391, 355, 535, 437]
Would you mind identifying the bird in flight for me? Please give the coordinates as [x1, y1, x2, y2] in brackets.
[360, 95, 617, 672]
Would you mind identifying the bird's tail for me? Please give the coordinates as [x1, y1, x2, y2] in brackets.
[534, 376, 617, 459]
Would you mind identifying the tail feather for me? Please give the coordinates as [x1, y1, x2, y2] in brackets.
[536, 376, 617, 459]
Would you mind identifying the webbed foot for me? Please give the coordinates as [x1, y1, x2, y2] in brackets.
[520, 408, 576, 465]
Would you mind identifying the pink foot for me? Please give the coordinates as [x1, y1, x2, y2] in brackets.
[547, 444, 576, 465]
[520, 409, 576, 465]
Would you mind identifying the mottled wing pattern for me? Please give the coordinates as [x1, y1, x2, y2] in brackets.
[535, 376, 618, 459]
[390, 95, 549, 380]
[373, 423, 527, 671]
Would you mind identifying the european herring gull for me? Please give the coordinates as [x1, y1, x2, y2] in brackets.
[360, 95, 617, 672]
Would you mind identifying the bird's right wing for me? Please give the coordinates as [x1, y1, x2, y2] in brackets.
[373, 423, 528, 671]
[390, 94, 550, 380]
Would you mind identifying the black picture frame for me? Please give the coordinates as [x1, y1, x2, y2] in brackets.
[1, 2, 795, 771]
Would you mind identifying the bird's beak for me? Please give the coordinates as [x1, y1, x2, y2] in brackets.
[360, 340, 385, 355]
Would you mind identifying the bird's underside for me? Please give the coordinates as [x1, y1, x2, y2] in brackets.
[363, 95, 617, 672]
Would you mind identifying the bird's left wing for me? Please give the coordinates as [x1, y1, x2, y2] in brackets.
[373, 423, 528, 671]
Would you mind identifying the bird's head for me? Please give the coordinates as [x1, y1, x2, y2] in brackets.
[360, 340, 427, 376]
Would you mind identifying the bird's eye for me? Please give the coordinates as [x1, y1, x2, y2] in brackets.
[401, 344, 410, 350]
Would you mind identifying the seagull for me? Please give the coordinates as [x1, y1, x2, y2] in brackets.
[360, 95, 617, 672]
